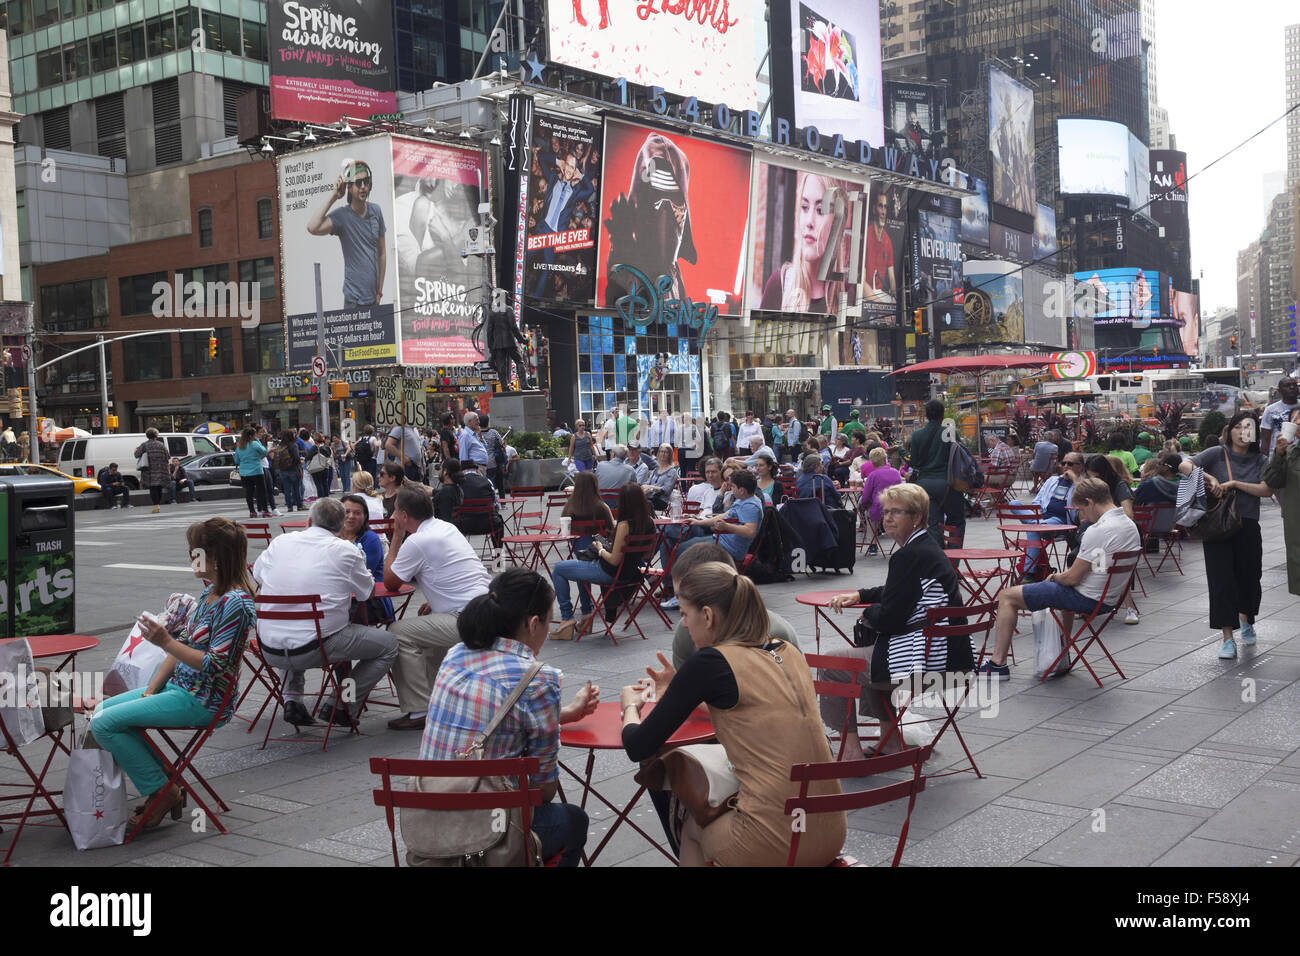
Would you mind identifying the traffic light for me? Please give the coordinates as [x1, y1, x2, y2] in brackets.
[107, 414, 119, 430]
[208, 335, 218, 359]
[913, 308, 925, 334]
[1229, 336, 1238, 350]
[329, 381, 349, 399]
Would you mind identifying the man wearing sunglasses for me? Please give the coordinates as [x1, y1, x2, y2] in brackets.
[307, 159, 387, 309]
[1019, 450, 1087, 580]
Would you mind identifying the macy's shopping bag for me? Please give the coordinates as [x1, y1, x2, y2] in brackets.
[0, 638, 45, 748]
[104, 593, 197, 697]
[1032, 610, 1072, 680]
[64, 741, 128, 850]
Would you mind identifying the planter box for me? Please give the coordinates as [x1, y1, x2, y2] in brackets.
[512, 457, 567, 489]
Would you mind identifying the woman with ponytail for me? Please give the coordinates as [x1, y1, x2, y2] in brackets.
[420, 568, 599, 866]
[618, 562, 845, 866]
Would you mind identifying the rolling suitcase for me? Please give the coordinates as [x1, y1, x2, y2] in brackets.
[812, 507, 857, 573]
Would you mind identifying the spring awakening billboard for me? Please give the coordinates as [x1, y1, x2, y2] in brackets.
[749, 159, 864, 316]
[597, 119, 752, 321]
[988, 67, 1036, 216]
[545, 0, 760, 110]
[525, 112, 605, 304]
[269, 1, 397, 125]
[277, 136, 400, 370]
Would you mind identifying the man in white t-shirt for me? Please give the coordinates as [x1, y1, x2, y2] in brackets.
[981, 477, 1140, 680]
[1260, 376, 1299, 456]
[252, 498, 397, 727]
[383, 485, 491, 729]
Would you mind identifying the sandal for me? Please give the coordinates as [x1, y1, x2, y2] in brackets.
[128, 784, 185, 831]
[549, 619, 576, 641]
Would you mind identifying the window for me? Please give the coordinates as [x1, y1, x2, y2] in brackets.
[146, 13, 176, 58]
[118, 271, 168, 315]
[173, 263, 233, 312]
[166, 437, 188, 457]
[37, 48, 63, 86]
[202, 11, 242, 54]
[241, 322, 285, 373]
[117, 24, 145, 65]
[90, 32, 117, 73]
[7, 1, 31, 36]
[242, 19, 267, 61]
[181, 328, 233, 377]
[40, 278, 109, 331]
[123, 336, 173, 382]
[238, 256, 275, 297]
[256, 199, 274, 240]
[197, 208, 213, 248]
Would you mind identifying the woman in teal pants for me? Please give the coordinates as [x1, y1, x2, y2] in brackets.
[91, 517, 256, 831]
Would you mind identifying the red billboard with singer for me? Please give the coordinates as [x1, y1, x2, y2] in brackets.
[596, 119, 752, 317]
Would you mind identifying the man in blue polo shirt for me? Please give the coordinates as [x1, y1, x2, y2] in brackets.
[457, 410, 489, 470]
[659, 470, 764, 610]
[1020, 450, 1087, 578]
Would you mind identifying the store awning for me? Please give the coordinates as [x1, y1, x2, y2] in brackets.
[205, 400, 253, 412]
[133, 400, 193, 414]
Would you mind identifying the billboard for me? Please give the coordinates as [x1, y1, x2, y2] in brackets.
[749, 159, 864, 316]
[1128, 131, 1150, 215]
[884, 81, 947, 162]
[526, 112, 604, 304]
[1057, 117, 1129, 198]
[268, 1, 397, 125]
[391, 138, 487, 366]
[545, 0, 760, 110]
[1172, 290, 1199, 357]
[1023, 268, 1067, 348]
[942, 260, 1023, 345]
[1033, 202, 1058, 266]
[1072, 267, 1162, 321]
[597, 120, 752, 317]
[773, 0, 885, 148]
[988, 67, 1035, 216]
[861, 181, 910, 321]
[1149, 150, 1189, 240]
[960, 176, 989, 247]
[914, 194, 962, 312]
[277, 136, 400, 370]
[990, 222, 1032, 264]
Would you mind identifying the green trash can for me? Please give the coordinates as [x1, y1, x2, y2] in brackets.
[0, 475, 76, 639]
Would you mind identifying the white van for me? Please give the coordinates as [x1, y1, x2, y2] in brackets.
[58, 433, 224, 489]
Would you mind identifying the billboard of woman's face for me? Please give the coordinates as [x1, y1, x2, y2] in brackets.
[1172, 291, 1199, 358]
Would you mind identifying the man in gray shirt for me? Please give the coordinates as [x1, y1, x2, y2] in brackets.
[306, 159, 387, 308]
[595, 444, 637, 490]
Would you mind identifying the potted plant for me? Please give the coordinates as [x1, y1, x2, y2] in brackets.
[508, 430, 569, 488]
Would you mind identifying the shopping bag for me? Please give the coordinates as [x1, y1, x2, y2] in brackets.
[0, 638, 45, 747]
[1033, 610, 1072, 679]
[103, 593, 196, 697]
[65, 745, 128, 849]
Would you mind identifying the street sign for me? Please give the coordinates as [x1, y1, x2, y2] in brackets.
[311, 355, 327, 378]
[340, 418, 357, 442]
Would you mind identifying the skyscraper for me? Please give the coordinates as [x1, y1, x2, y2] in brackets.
[1287, 22, 1299, 190]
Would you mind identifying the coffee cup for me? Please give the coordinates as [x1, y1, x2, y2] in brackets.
[1282, 421, 1298, 443]
[559, 516, 572, 536]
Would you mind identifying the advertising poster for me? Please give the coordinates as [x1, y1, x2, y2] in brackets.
[545, 0, 759, 110]
[988, 67, 1036, 216]
[749, 159, 864, 316]
[1033, 202, 1058, 266]
[1056, 117, 1129, 198]
[861, 180, 910, 322]
[1023, 268, 1067, 347]
[1072, 267, 1162, 321]
[944, 260, 1023, 345]
[268, 0, 397, 125]
[914, 194, 962, 313]
[526, 112, 604, 304]
[1128, 131, 1151, 214]
[390, 137, 487, 366]
[1172, 290, 1199, 357]
[884, 81, 947, 162]
[1149, 150, 1189, 240]
[961, 176, 990, 247]
[780, 0, 885, 147]
[597, 119, 752, 317]
[990, 222, 1032, 264]
[277, 136, 399, 370]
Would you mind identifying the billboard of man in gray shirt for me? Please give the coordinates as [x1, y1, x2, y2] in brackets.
[307, 159, 387, 307]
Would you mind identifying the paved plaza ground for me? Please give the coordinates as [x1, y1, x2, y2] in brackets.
[7, 493, 1300, 869]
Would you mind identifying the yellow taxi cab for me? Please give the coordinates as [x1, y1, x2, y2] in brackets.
[0, 462, 102, 495]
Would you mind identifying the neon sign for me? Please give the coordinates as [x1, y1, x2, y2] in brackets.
[610, 264, 720, 336]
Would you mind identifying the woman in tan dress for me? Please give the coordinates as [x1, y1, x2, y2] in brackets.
[619, 562, 845, 866]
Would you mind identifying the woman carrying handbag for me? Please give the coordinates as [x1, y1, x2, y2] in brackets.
[1176, 413, 1271, 659]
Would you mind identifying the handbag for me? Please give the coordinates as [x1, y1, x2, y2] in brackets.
[853, 614, 880, 648]
[65, 735, 129, 850]
[306, 447, 329, 474]
[135, 446, 150, 470]
[1196, 452, 1242, 542]
[400, 661, 545, 867]
[1032, 609, 1072, 679]
[0, 639, 45, 748]
[635, 743, 739, 829]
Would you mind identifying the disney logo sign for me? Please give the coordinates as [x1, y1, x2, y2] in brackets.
[610, 264, 720, 336]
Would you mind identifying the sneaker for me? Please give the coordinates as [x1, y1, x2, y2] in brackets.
[1124, 608, 1140, 625]
[271, 508, 283, 516]
[111, 504, 120, 510]
[250, 511, 258, 519]
[867, 545, 879, 556]
[659, 595, 680, 610]
[977, 660, 1011, 681]
[1218, 638, 1237, 659]
[1240, 623, 1257, 646]
[260, 511, 273, 518]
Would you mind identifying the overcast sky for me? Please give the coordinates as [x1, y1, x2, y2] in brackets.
[1156, 0, 1295, 313]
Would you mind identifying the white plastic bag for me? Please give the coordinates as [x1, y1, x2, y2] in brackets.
[0, 638, 45, 748]
[103, 593, 196, 698]
[1033, 609, 1072, 679]
[65, 745, 128, 850]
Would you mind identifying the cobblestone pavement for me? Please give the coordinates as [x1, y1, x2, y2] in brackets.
[6, 493, 1300, 867]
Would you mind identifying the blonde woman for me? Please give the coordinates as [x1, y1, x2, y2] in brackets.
[350, 470, 387, 521]
[758, 171, 854, 315]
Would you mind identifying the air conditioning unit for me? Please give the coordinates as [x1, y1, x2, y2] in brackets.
[237, 89, 272, 147]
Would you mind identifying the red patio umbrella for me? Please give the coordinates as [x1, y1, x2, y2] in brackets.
[889, 355, 1060, 434]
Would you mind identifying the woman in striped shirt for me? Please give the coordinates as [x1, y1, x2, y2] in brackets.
[818, 483, 970, 760]
[91, 518, 256, 831]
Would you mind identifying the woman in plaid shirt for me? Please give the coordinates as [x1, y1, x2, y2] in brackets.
[419, 568, 599, 866]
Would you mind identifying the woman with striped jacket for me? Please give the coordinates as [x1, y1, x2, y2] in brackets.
[819, 482, 970, 761]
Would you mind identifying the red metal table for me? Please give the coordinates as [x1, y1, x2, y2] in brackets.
[279, 519, 308, 531]
[945, 548, 1022, 604]
[502, 533, 575, 573]
[559, 701, 715, 865]
[1, 633, 99, 673]
[795, 590, 868, 652]
[498, 496, 541, 536]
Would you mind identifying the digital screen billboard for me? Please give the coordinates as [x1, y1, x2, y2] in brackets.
[1072, 267, 1163, 321]
[1023, 268, 1067, 348]
[942, 259, 1023, 345]
[884, 81, 947, 162]
[1172, 290, 1199, 357]
[960, 176, 989, 247]
[1149, 150, 1189, 240]
[1057, 117, 1129, 198]
[277, 136, 400, 370]
[545, 0, 760, 110]
[1128, 131, 1150, 215]
[772, 0, 885, 148]
[988, 67, 1036, 216]
[749, 159, 864, 316]
[525, 111, 604, 304]
[914, 197, 962, 311]
[861, 181, 910, 322]
[268, 1, 397, 126]
[1034, 202, 1058, 266]
[597, 120, 752, 316]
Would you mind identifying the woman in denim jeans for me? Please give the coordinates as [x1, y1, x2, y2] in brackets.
[277, 430, 304, 512]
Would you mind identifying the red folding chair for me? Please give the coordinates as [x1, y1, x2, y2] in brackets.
[599, 490, 622, 518]
[1042, 550, 1142, 688]
[1146, 502, 1184, 575]
[240, 520, 274, 549]
[995, 501, 1043, 523]
[369, 756, 560, 867]
[575, 533, 662, 644]
[938, 524, 963, 549]
[807, 652, 868, 761]
[974, 465, 1016, 515]
[368, 517, 394, 541]
[250, 594, 359, 750]
[784, 748, 928, 867]
[1, 650, 72, 865]
[1028, 452, 1057, 496]
[126, 677, 241, 842]
[528, 493, 571, 533]
[506, 485, 545, 533]
[453, 498, 500, 560]
[1128, 506, 1155, 597]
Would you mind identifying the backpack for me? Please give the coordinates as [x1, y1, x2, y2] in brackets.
[274, 444, 295, 471]
[710, 421, 734, 456]
[947, 439, 984, 493]
[355, 436, 374, 464]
